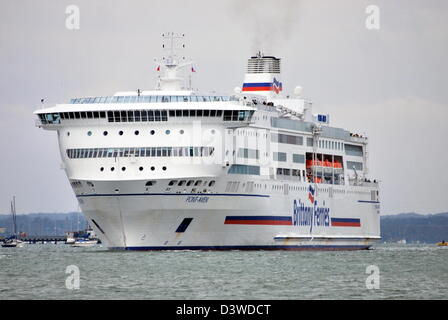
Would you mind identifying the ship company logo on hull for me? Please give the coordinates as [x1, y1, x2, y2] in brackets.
[292, 185, 361, 230]
[293, 200, 330, 228]
[293, 185, 330, 231]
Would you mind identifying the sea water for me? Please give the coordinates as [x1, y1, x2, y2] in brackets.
[0, 244, 447, 300]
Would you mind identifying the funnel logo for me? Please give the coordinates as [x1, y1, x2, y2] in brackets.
[242, 78, 283, 93]
[272, 78, 282, 94]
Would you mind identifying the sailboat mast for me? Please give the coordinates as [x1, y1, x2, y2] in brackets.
[11, 196, 17, 236]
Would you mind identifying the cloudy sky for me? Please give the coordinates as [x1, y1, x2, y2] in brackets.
[0, 0, 447, 215]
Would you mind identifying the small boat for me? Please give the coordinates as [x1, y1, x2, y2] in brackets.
[72, 238, 98, 247]
[1, 197, 25, 248]
[65, 231, 76, 244]
[2, 238, 24, 248]
[437, 241, 447, 247]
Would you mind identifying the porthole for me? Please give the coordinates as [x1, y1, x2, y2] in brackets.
[121, 167, 126, 171]
[150, 130, 155, 135]
[165, 130, 170, 135]
[135, 130, 139, 135]
[103, 131, 108, 136]
[139, 167, 144, 171]
[151, 166, 155, 171]
[162, 166, 167, 171]
[100, 167, 104, 172]
[110, 167, 115, 171]
[179, 129, 184, 134]
[87, 131, 92, 136]
[67, 132, 70, 137]
[119, 131, 123, 136]
[211, 129, 216, 135]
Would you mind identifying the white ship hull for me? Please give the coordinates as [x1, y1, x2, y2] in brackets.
[78, 179, 380, 250]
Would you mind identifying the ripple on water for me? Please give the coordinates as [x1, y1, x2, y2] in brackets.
[1, 243, 447, 299]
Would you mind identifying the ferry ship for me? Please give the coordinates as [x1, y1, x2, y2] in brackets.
[35, 34, 380, 250]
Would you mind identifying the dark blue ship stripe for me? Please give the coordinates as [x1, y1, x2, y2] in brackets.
[111, 245, 372, 251]
[76, 193, 270, 198]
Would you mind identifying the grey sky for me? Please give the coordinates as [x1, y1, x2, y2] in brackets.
[1, 0, 447, 215]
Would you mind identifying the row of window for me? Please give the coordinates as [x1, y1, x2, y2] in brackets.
[273, 152, 305, 163]
[276, 168, 306, 178]
[168, 180, 216, 187]
[71, 180, 158, 189]
[271, 133, 304, 146]
[38, 109, 253, 125]
[227, 164, 260, 175]
[107, 109, 227, 122]
[270, 133, 346, 153]
[99, 166, 166, 172]
[66, 146, 215, 159]
[70, 95, 237, 104]
[318, 139, 345, 151]
[83, 129, 175, 137]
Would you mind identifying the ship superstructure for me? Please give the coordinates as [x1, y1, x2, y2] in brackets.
[35, 34, 380, 250]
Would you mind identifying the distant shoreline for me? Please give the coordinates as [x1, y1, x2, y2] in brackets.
[1, 212, 447, 243]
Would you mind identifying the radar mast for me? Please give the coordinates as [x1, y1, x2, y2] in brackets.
[154, 32, 193, 91]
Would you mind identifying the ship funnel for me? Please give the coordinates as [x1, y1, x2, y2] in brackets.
[242, 52, 282, 97]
